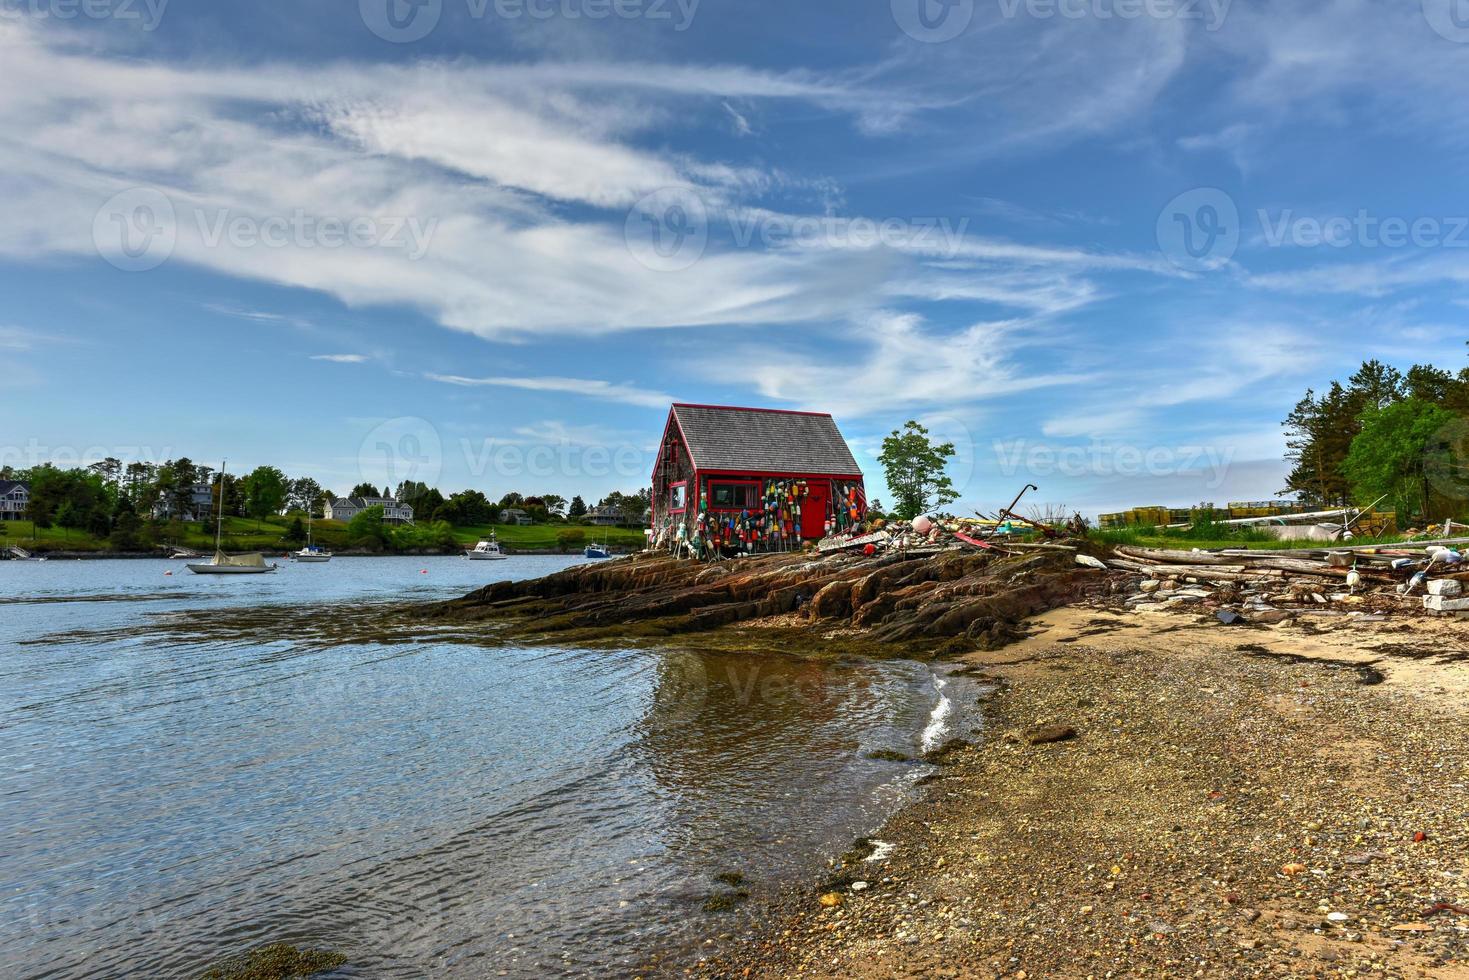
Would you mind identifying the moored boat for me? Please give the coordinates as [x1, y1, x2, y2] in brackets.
[466, 533, 508, 560]
[186, 459, 279, 575]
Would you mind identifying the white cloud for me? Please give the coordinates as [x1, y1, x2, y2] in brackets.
[729, 311, 1090, 418]
[425, 373, 676, 408]
[0, 21, 1175, 342]
[310, 353, 369, 363]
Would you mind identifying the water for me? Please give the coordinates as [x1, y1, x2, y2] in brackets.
[0, 557, 970, 978]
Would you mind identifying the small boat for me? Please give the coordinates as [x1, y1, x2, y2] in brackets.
[293, 513, 332, 562]
[466, 534, 508, 561]
[187, 551, 279, 575]
[583, 542, 610, 559]
[186, 459, 279, 575]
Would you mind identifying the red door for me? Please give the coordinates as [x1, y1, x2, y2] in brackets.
[801, 481, 828, 539]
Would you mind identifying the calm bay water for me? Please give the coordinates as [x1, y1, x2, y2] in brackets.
[0, 556, 966, 978]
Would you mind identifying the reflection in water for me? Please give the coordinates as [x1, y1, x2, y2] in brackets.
[0, 560, 960, 979]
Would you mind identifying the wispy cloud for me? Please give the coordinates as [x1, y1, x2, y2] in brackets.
[310, 353, 369, 363]
[425, 373, 676, 408]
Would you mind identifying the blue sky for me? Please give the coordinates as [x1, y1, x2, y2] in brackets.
[4, 0, 1469, 515]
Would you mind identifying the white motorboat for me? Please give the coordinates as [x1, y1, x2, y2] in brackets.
[293, 512, 332, 562]
[466, 534, 508, 560]
[186, 459, 279, 575]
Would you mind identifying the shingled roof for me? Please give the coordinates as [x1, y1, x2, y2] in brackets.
[670, 404, 862, 477]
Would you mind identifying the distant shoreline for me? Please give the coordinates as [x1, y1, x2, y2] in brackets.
[1, 548, 636, 561]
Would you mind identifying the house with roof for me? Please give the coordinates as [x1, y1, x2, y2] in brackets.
[324, 496, 415, 524]
[586, 504, 625, 526]
[150, 483, 215, 523]
[500, 507, 533, 526]
[0, 480, 29, 521]
[650, 404, 866, 554]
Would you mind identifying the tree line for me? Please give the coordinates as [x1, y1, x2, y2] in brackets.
[0, 457, 652, 549]
[1282, 352, 1469, 522]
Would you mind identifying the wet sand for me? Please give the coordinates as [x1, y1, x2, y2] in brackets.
[708, 606, 1469, 979]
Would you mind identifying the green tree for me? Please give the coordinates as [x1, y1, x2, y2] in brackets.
[286, 516, 306, 544]
[1342, 399, 1458, 522]
[241, 466, 288, 529]
[346, 505, 389, 551]
[556, 528, 587, 552]
[879, 421, 958, 520]
[348, 482, 380, 499]
[568, 495, 588, 519]
[288, 477, 323, 515]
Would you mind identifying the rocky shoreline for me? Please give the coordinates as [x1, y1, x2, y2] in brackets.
[699, 605, 1469, 979]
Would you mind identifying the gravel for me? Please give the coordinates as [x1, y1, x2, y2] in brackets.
[700, 612, 1469, 979]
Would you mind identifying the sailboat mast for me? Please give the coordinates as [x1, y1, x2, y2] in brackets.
[215, 459, 226, 552]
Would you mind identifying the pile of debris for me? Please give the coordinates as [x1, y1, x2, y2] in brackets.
[1107, 538, 1469, 622]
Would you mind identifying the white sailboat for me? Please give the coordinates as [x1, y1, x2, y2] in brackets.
[465, 532, 508, 561]
[186, 459, 279, 575]
[293, 511, 332, 562]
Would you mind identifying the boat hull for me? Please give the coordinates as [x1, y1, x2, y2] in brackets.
[465, 552, 508, 561]
[185, 563, 278, 575]
[294, 555, 332, 562]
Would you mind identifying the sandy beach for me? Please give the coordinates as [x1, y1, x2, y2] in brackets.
[709, 606, 1469, 980]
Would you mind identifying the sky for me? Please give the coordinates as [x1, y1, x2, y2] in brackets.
[4, 0, 1469, 516]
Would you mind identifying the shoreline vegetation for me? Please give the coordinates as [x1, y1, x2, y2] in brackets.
[0, 516, 647, 557]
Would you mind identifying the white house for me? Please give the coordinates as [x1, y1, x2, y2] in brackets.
[150, 483, 214, 522]
[586, 504, 624, 527]
[325, 496, 415, 524]
[500, 507, 533, 526]
[0, 480, 29, 521]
